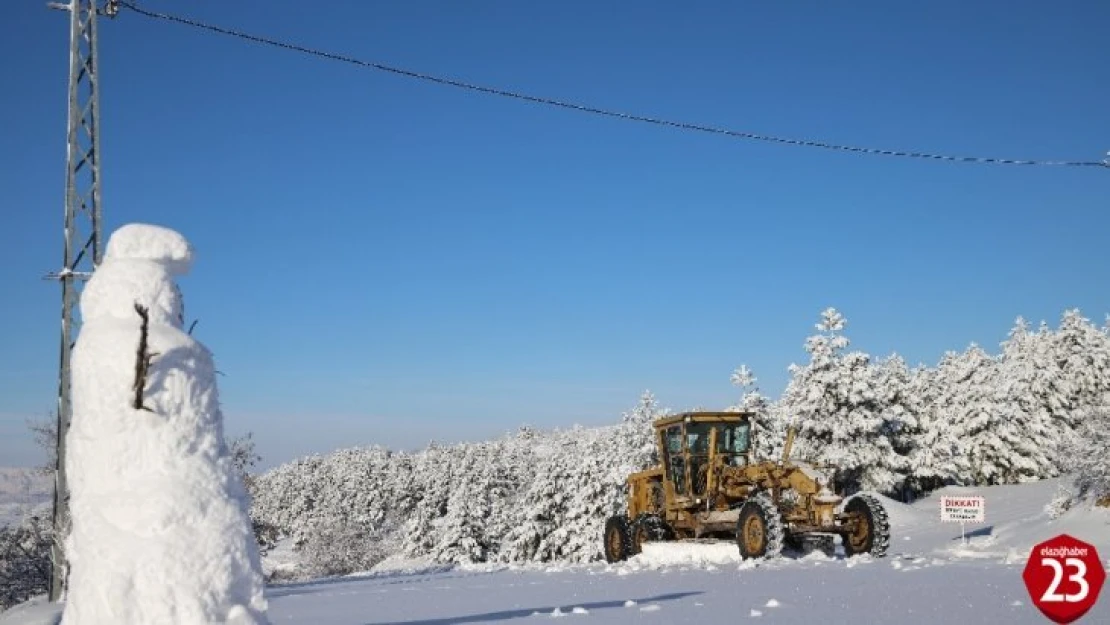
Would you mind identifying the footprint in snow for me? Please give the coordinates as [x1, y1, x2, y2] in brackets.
[765, 599, 781, 608]
[639, 604, 661, 612]
[750, 608, 763, 617]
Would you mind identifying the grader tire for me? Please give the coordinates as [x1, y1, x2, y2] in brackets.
[843, 494, 890, 557]
[786, 533, 836, 557]
[603, 514, 635, 563]
[632, 513, 674, 553]
[736, 493, 785, 560]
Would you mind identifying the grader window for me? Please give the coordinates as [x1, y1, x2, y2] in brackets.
[665, 426, 683, 455]
[717, 422, 751, 465]
[663, 426, 686, 495]
[686, 423, 713, 496]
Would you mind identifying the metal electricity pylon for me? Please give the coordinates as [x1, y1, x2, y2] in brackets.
[45, 0, 117, 602]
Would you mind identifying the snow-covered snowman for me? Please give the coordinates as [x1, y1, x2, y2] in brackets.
[63, 223, 269, 625]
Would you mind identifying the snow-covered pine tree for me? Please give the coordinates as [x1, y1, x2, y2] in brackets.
[250, 454, 327, 548]
[907, 352, 959, 491]
[399, 442, 459, 559]
[944, 343, 1027, 486]
[727, 365, 782, 460]
[498, 393, 666, 564]
[0, 514, 51, 612]
[1049, 310, 1110, 459]
[498, 432, 579, 563]
[777, 308, 846, 438]
[996, 317, 1070, 482]
[432, 442, 493, 563]
[1064, 394, 1110, 505]
[620, 390, 667, 469]
[299, 511, 391, 578]
[544, 433, 627, 562]
[873, 353, 925, 499]
[779, 308, 904, 494]
[480, 433, 535, 560]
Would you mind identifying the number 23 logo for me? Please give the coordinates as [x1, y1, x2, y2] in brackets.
[1041, 557, 1090, 603]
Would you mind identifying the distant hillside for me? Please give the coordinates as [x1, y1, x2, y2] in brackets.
[0, 467, 52, 527]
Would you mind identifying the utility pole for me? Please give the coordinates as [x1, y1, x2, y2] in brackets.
[45, 0, 116, 602]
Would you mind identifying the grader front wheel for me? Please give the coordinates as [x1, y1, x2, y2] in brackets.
[736, 493, 785, 559]
[603, 515, 634, 563]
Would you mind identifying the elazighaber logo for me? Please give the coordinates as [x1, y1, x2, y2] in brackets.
[1022, 534, 1106, 623]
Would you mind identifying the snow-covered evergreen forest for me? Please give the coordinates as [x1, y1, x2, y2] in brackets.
[5, 306, 1109, 606]
[248, 307, 1110, 579]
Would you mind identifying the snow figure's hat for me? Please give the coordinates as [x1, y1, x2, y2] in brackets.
[104, 222, 195, 275]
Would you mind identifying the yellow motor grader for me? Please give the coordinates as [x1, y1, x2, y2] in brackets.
[603, 411, 890, 562]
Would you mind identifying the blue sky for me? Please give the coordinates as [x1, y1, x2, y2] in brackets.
[2, 1, 1108, 469]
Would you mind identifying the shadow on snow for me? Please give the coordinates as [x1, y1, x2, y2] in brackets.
[265, 565, 501, 600]
[358, 591, 704, 625]
[952, 525, 994, 543]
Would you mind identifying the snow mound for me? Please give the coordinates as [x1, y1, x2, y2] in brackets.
[0, 597, 59, 625]
[855, 490, 922, 527]
[628, 541, 741, 569]
[895, 478, 1110, 561]
[62, 223, 268, 625]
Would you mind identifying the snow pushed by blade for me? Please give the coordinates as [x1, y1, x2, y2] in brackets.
[631, 541, 744, 569]
[62, 224, 268, 625]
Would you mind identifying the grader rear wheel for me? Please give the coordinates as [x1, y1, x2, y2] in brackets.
[842, 494, 890, 557]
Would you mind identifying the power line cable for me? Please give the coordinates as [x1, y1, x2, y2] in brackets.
[118, 1, 1108, 170]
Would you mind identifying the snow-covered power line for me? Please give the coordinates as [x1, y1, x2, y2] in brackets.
[117, 1, 1107, 170]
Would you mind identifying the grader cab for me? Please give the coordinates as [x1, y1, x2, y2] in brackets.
[603, 411, 890, 562]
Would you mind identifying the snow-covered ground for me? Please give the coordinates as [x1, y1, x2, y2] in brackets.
[3, 476, 1108, 624]
[0, 468, 51, 528]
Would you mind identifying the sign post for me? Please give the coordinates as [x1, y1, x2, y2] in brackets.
[1022, 534, 1105, 624]
[939, 495, 985, 546]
